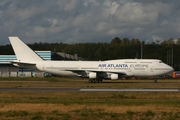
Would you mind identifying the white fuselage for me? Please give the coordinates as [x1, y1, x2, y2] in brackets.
[31, 59, 173, 78]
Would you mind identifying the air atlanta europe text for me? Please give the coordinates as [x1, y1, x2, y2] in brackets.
[98, 64, 149, 68]
[98, 64, 128, 68]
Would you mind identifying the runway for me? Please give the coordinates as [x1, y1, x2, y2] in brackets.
[80, 88, 180, 92]
[0, 88, 179, 92]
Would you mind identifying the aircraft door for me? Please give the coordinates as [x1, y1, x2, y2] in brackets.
[128, 67, 131, 72]
[150, 66, 154, 72]
[42, 65, 46, 70]
[76, 66, 81, 70]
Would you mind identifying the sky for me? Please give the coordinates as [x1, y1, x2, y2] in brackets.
[0, 0, 180, 45]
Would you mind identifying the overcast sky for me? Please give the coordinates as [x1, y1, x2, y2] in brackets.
[0, 0, 180, 45]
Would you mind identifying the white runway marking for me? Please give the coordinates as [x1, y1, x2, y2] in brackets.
[80, 89, 179, 92]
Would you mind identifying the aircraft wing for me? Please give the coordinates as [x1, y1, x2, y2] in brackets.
[65, 69, 126, 77]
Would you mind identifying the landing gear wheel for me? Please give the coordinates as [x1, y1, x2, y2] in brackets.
[154, 79, 158, 83]
[88, 79, 95, 83]
[97, 78, 103, 83]
[88, 79, 96, 83]
[88, 78, 103, 83]
[99, 79, 103, 83]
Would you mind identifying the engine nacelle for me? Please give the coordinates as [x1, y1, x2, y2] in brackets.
[89, 72, 97, 79]
[110, 74, 118, 80]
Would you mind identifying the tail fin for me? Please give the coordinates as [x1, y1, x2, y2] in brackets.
[9, 37, 43, 61]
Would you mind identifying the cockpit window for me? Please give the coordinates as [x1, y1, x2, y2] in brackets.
[159, 61, 162, 63]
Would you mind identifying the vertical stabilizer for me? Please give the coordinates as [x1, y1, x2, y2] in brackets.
[9, 37, 43, 61]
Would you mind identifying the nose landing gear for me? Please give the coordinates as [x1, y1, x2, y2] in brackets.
[154, 79, 158, 83]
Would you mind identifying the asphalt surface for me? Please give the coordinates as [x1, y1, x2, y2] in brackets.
[0, 88, 179, 92]
[0, 80, 179, 92]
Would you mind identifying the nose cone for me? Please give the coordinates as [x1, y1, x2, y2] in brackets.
[163, 64, 174, 75]
[169, 66, 174, 73]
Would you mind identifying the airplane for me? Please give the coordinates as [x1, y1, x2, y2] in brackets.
[9, 37, 174, 83]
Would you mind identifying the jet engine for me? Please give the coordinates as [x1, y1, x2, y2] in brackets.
[110, 73, 118, 80]
[89, 72, 97, 79]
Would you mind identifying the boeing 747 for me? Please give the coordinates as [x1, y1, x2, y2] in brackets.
[9, 37, 174, 82]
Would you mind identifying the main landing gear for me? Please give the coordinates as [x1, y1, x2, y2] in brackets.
[154, 79, 158, 83]
[88, 78, 103, 83]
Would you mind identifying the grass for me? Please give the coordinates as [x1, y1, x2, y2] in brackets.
[0, 77, 180, 119]
[0, 106, 180, 120]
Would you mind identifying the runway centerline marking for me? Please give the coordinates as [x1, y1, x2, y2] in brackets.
[80, 89, 180, 92]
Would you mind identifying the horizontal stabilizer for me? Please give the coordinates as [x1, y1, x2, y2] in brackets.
[11, 60, 37, 69]
[11, 60, 36, 65]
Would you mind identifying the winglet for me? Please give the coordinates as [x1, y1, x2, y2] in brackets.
[9, 37, 43, 61]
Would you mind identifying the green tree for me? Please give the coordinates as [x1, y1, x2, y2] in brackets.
[176, 38, 180, 45]
[111, 37, 121, 44]
[167, 38, 174, 46]
[131, 38, 141, 45]
[160, 40, 167, 46]
[121, 38, 130, 46]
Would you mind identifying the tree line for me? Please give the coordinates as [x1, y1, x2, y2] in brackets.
[1, 37, 180, 70]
